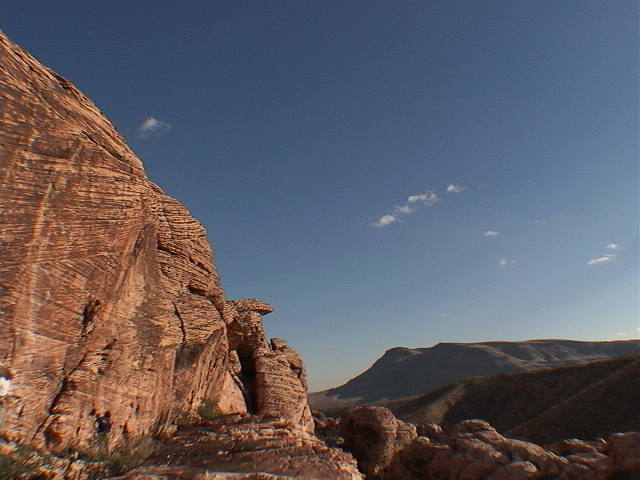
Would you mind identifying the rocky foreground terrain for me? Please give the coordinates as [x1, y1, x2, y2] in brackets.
[0, 32, 638, 479]
[315, 407, 640, 480]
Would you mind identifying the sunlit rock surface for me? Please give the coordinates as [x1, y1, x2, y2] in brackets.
[0, 32, 313, 458]
[118, 415, 362, 480]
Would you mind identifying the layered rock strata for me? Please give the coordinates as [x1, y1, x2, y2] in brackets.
[226, 301, 313, 432]
[0, 31, 311, 456]
[119, 415, 362, 480]
[337, 406, 416, 477]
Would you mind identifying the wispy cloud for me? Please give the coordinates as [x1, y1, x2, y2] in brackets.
[587, 254, 615, 266]
[371, 214, 398, 228]
[370, 184, 465, 228]
[483, 230, 501, 237]
[607, 243, 620, 250]
[407, 192, 440, 205]
[499, 257, 516, 267]
[394, 204, 414, 214]
[446, 184, 466, 194]
[137, 117, 170, 138]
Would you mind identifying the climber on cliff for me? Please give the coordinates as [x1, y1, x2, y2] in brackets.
[95, 411, 111, 435]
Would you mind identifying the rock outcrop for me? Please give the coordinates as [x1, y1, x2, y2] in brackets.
[326, 407, 640, 480]
[337, 406, 416, 478]
[225, 300, 313, 432]
[0, 30, 313, 458]
[120, 415, 362, 480]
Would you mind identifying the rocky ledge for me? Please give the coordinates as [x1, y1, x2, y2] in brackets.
[118, 415, 361, 480]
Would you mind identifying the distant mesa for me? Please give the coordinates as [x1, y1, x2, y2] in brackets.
[387, 352, 640, 445]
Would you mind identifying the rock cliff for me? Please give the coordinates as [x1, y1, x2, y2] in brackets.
[0, 31, 315, 455]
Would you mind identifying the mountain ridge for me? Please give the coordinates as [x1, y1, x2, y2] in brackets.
[387, 352, 640, 444]
[310, 339, 639, 413]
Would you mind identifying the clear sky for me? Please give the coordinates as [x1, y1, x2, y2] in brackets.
[4, 1, 638, 391]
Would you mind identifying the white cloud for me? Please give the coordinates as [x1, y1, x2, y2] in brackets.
[137, 117, 170, 138]
[446, 184, 466, 193]
[371, 214, 398, 228]
[498, 257, 516, 267]
[587, 254, 616, 265]
[407, 192, 440, 205]
[369, 187, 451, 228]
[607, 243, 620, 250]
[483, 230, 501, 237]
[394, 204, 414, 215]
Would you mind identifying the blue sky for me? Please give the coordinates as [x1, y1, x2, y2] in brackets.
[4, 1, 638, 390]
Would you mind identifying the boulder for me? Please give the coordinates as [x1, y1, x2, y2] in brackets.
[338, 406, 417, 477]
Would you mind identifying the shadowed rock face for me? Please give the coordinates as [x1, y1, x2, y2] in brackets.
[338, 406, 416, 477]
[0, 32, 311, 453]
[330, 407, 640, 480]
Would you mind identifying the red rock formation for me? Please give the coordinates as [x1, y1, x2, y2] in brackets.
[608, 432, 640, 474]
[0, 31, 311, 455]
[225, 301, 314, 432]
[332, 407, 640, 480]
[121, 415, 362, 480]
[338, 406, 417, 477]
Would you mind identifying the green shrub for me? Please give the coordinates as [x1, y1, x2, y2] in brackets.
[73, 435, 160, 478]
[0, 445, 49, 480]
[0, 436, 160, 480]
[99, 437, 159, 476]
[173, 408, 193, 424]
[196, 398, 221, 421]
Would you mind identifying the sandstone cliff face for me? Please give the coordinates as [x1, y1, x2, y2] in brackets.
[0, 31, 311, 454]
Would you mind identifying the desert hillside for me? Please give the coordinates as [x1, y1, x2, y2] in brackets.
[310, 339, 639, 414]
[387, 352, 640, 445]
